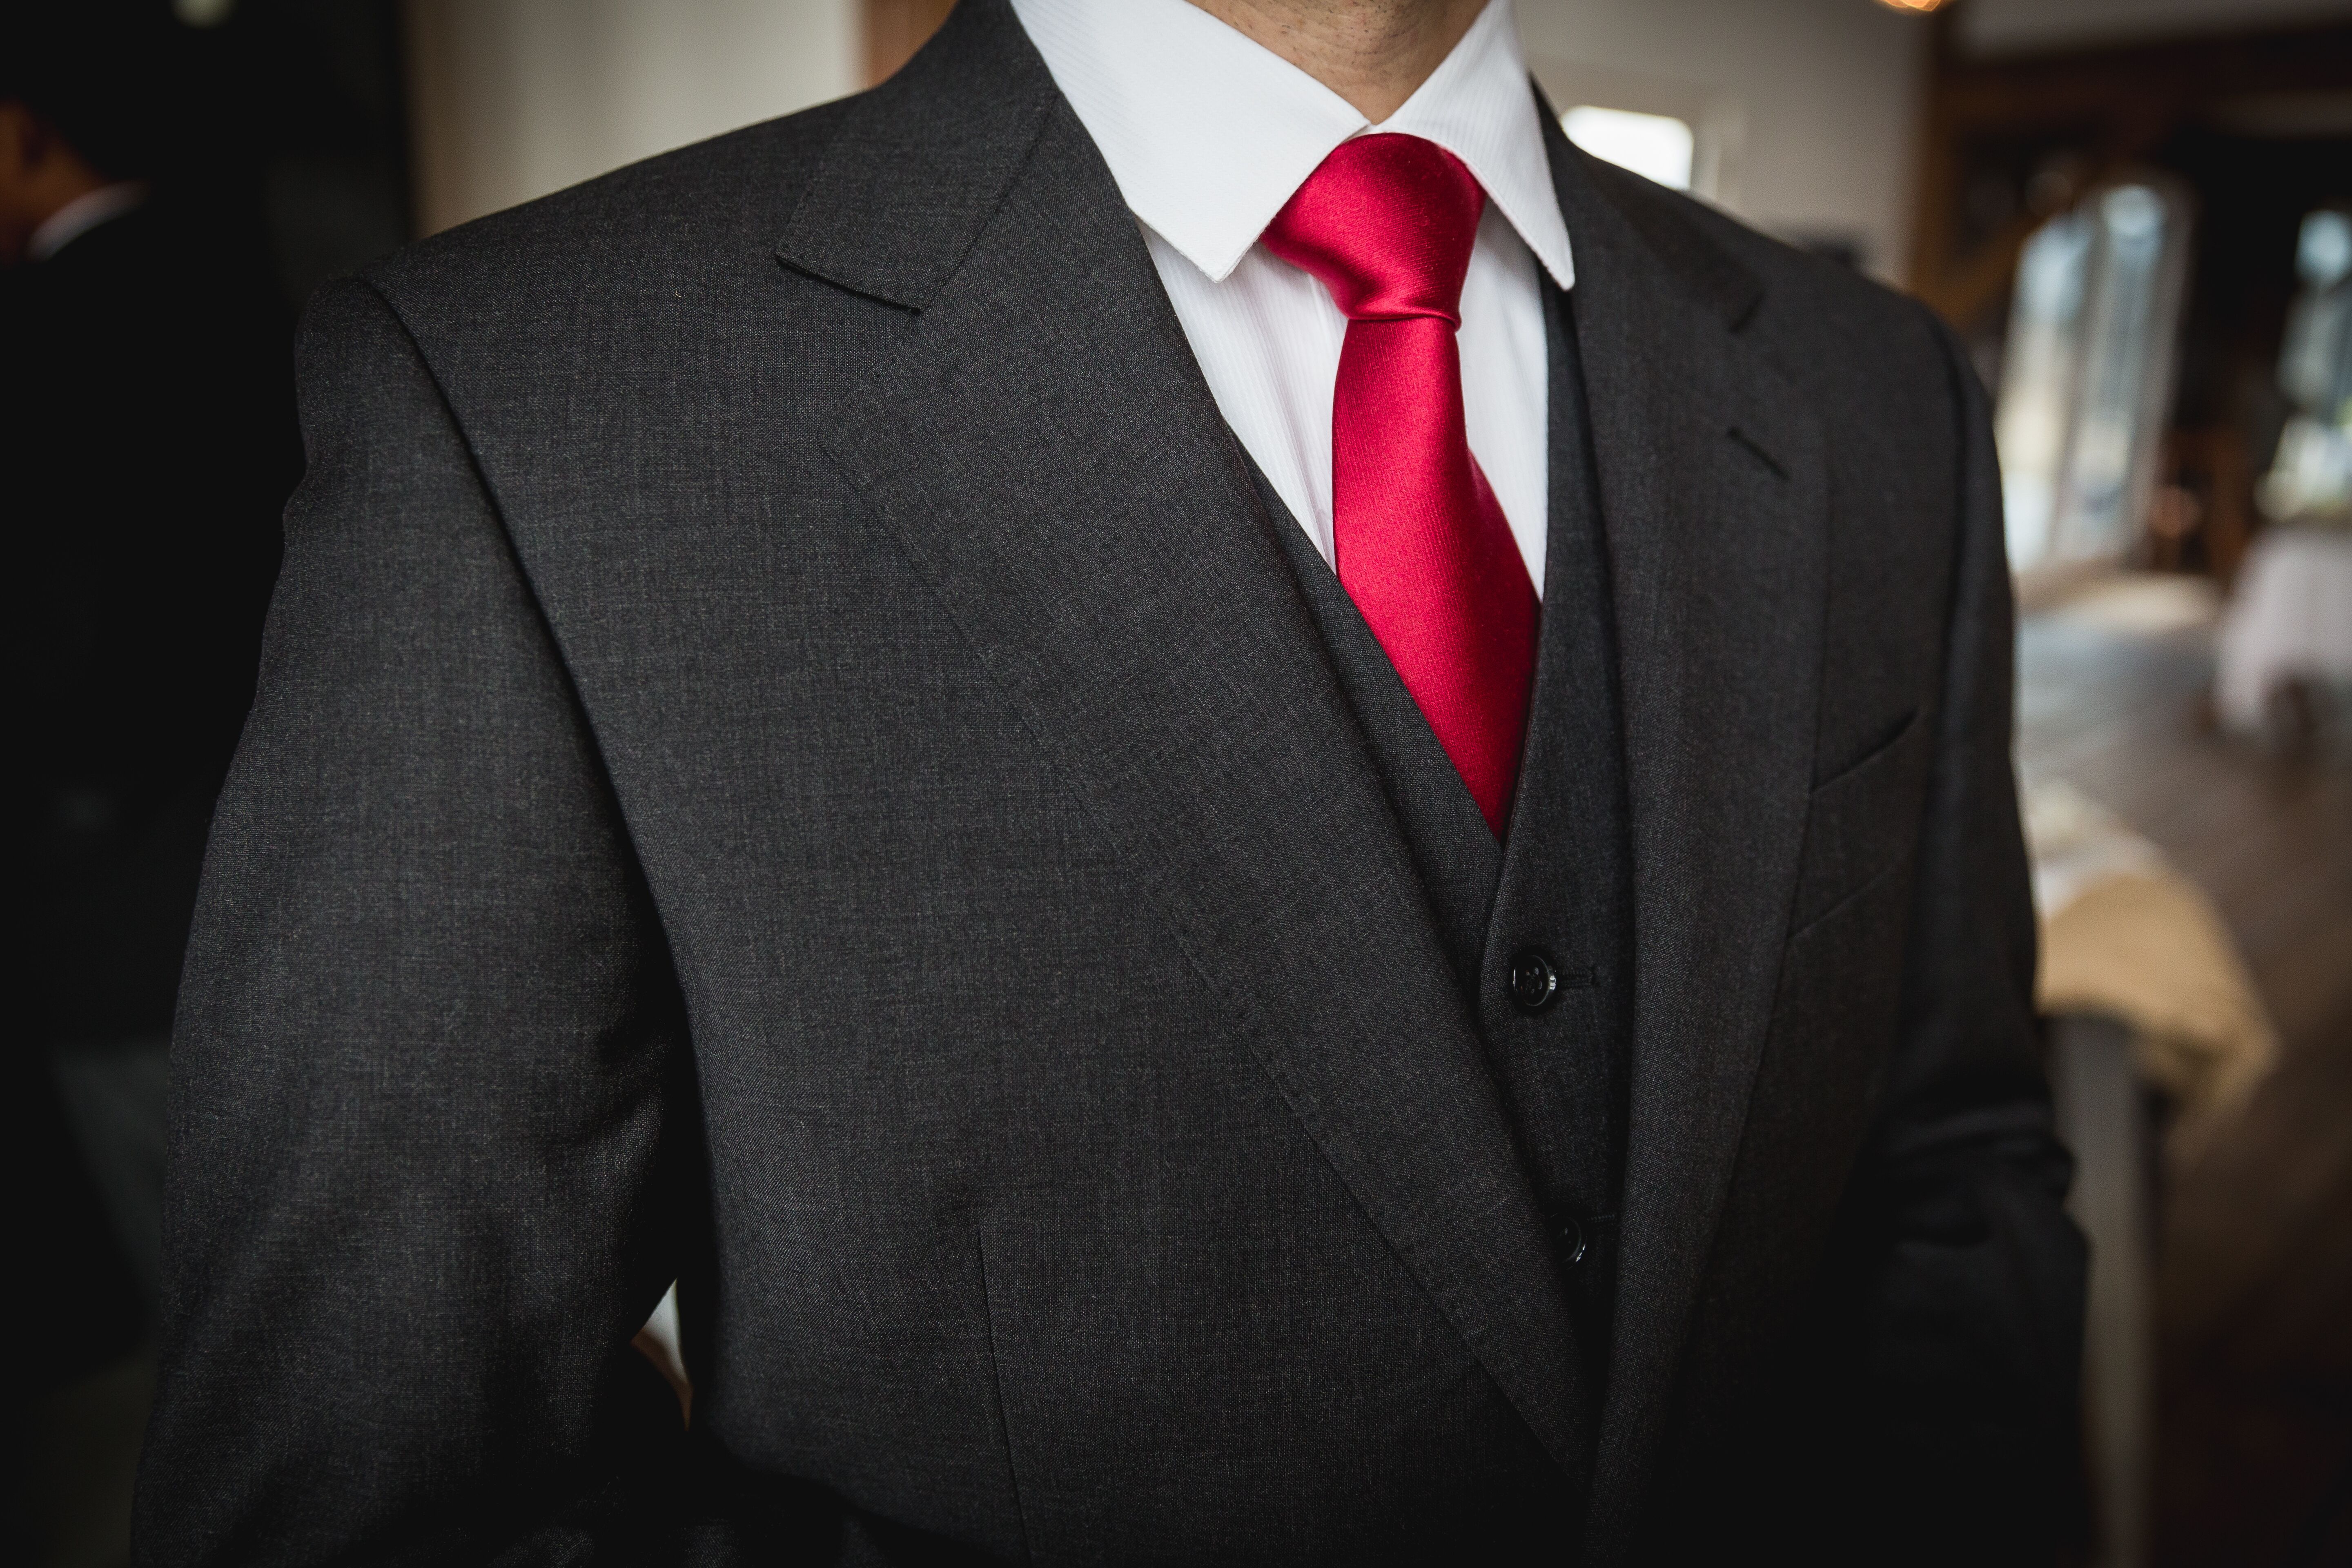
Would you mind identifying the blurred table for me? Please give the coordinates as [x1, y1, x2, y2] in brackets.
[2027, 778, 2280, 1568]
[2026, 780, 2276, 1145]
[2214, 525, 2352, 733]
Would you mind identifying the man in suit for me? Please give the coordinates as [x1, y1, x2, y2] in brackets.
[138, 0, 2085, 1561]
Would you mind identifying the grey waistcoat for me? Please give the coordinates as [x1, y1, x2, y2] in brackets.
[1252, 282, 1635, 1382]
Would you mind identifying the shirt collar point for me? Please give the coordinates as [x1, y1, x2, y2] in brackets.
[1524, 225, 1577, 294]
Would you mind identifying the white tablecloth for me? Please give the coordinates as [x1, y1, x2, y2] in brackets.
[2215, 526, 2352, 731]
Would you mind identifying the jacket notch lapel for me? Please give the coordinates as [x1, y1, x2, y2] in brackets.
[775, 0, 1056, 311]
[782, 0, 1597, 1480]
[1541, 131, 1831, 1548]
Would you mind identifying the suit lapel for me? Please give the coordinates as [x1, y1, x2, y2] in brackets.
[780, 0, 1592, 1481]
[1538, 127, 1830, 1551]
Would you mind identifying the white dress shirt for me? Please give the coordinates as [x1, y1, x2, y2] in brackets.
[1008, 0, 1575, 595]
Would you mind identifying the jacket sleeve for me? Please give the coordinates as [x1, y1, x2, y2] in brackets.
[1811, 308, 2090, 1561]
[134, 279, 693, 1565]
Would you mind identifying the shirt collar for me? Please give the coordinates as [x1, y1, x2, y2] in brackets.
[1009, 0, 1574, 290]
[28, 181, 148, 263]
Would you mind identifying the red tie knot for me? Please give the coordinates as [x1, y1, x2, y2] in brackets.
[1261, 134, 1487, 325]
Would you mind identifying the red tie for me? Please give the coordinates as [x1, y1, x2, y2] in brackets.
[1263, 135, 1539, 837]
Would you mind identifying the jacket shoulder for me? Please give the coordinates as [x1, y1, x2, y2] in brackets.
[1584, 158, 1954, 403]
[354, 94, 864, 318]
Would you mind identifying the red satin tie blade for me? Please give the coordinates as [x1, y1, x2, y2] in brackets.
[1264, 135, 1539, 837]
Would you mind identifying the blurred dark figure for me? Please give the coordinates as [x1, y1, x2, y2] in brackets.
[4, 4, 296, 1557]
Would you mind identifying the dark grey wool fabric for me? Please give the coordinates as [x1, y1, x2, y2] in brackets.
[136, 2, 2084, 1563]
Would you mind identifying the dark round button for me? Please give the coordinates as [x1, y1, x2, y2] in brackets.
[1507, 948, 1560, 1013]
[1557, 1215, 1589, 1267]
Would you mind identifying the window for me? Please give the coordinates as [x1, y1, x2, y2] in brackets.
[1560, 105, 1696, 193]
[2259, 208, 2352, 524]
[1993, 181, 2192, 573]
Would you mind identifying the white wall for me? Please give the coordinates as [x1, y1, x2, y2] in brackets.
[405, 0, 1931, 269]
[1515, 0, 1932, 283]
[405, 0, 860, 236]
[395, 0, 2352, 254]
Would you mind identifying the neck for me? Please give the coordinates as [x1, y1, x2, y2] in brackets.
[1188, 0, 1489, 123]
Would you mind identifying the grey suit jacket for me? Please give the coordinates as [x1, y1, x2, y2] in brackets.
[137, 3, 2084, 1562]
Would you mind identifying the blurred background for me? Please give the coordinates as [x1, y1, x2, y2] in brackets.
[6, 2, 2348, 1565]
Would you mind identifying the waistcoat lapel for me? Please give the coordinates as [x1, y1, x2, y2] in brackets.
[1535, 122, 1831, 1556]
[779, 0, 1592, 1481]
[1249, 459, 1504, 991]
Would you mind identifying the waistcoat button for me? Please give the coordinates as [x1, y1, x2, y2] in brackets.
[1506, 948, 1560, 1013]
